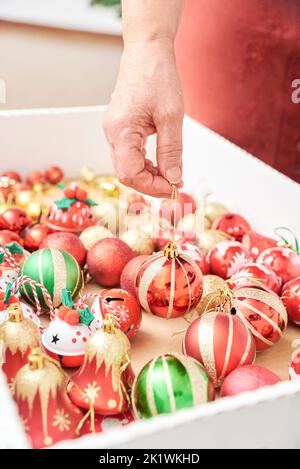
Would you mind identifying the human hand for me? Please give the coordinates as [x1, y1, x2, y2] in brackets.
[103, 39, 184, 198]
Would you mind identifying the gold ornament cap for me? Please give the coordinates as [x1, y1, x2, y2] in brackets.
[28, 348, 46, 370]
[102, 314, 117, 334]
[8, 303, 24, 323]
[164, 241, 179, 259]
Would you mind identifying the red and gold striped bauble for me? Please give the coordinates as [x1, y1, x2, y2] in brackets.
[135, 242, 203, 319]
[183, 311, 256, 387]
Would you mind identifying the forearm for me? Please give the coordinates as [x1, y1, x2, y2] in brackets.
[122, 0, 184, 44]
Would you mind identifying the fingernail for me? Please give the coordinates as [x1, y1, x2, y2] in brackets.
[166, 167, 182, 184]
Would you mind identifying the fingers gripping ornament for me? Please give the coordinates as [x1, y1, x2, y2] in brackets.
[68, 314, 131, 419]
[14, 348, 82, 448]
[132, 353, 214, 419]
[0, 302, 40, 390]
[183, 311, 256, 388]
[135, 241, 203, 319]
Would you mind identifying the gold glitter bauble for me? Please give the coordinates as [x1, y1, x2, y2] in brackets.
[177, 211, 211, 236]
[92, 199, 121, 233]
[79, 225, 113, 250]
[196, 275, 230, 315]
[27, 202, 43, 220]
[198, 230, 232, 254]
[121, 229, 154, 256]
[15, 190, 33, 209]
[204, 202, 229, 223]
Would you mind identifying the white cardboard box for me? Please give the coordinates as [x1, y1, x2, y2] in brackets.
[0, 105, 300, 449]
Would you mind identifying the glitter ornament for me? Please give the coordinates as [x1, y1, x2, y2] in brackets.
[183, 311, 256, 387]
[121, 229, 154, 256]
[257, 246, 300, 285]
[132, 353, 214, 419]
[177, 211, 211, 238]
[79, 225, 113, 251]
[0, 303, 40, 389]
[20, 248, 83, 310]
[196, 275, 230, 315]
[178, 242, 209, 275]
[198, 230, 233, 255]
[68, 314, 131, 415]
[22, 224, 50, 252]
[204, 202, 229, 224]
[136, 241, 203, 319]
[91, 288, 142, 340]
[220, 365, 281, 397]
[0, 208, 32, 234]
[14, 348, 82, 448]
[208, 241, 253, 279]
[120, 255, 150, 297]
[212, 213, 251, 242]
[41, 232, 87, 268]
[26, 171, 46, 186]
[228, 263, 281, 294]
[45, 166, 64, 185]
[242, 231, 277, 261]
[281, 277, 300, 325]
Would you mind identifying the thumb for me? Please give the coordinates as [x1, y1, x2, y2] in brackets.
[156, 118, 183, 185]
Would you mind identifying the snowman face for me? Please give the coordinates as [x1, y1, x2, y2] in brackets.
[42, 317, 90, 356]
[0, 268, 18, 293]
[0, 301, 40, 327]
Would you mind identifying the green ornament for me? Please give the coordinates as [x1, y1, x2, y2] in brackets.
[19, 248, 83, 310]
[132, 353, 214, 419]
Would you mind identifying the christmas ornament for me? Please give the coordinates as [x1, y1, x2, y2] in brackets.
[212, 213, 251, 242]
[196, 275, 230, 315]
[87, 238, 134, 287]
[281, 277, 300, 325]
[132, 353, 214, 419]
[120, 255, 150, 297]
[127, 192, 149, 216]
[220, 364, 281, 397]
[0, 208, 32, 233]
[160, 192, 197, 226]
[2, 170, 21, 183]
[257, 246, 300, 285]
[68, 314, 131, 416]
[45, 166, 64, 185]
[204, 202, 229, 224]
[178, 242, 209, 275]
[44, 184, 97, 233]
[208, 241, 253, 279]
[91, 288, 142, 339]
[27, 201, 43, 221]
[136, 241, 203, 319]
[41, 232, 87, 268]
[20, 248, 83, 310]
[0, 230, 22, 247]
[177, 211, 211, 238]
[233, 285, 287, 350]
[183, 311, 256, 387]
[0, 302, 40, 389]
[0, 292, 40, 328]
[289, 346, 300, 381]
[22, 224, 50, 252]
[94, 174, 120, 199]
[154, 228, 196, 251]
[198, 229, 233, 255]
[14, 348, 82, 448]
[79, 225, 113, 251]
[242, 231, 277, 261]
[0, 243, 26, 291]
[92, 199, 121, 233]
[42, 292, 93, 368]
[228, 263, 281, 294]
[121, 229, 154, 256]
[15, 189, 33, 210]
[0, 176, 15, 203]
[26, 171, 46, 187]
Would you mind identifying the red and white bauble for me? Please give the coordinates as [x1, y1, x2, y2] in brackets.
[136, 244, 203, 319]
[91, 288, 142, 340]
[208, 241, 253, 279]
[289, 348, 300, 381]
[257, 247, 300, 285]
[281, 277, 300, 325]
[183, 311, 256, 387]
[212, 213, 251, 242]
[242, 231, 277, 261]
[0, 294, 40, 328]
[228, 263, 281, 294]
[178, 242, 209, 275]
[233, 285, 287, 350]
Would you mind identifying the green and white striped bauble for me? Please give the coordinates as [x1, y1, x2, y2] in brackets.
[132, 353, 214, 419]
[20, 248, 83, 310]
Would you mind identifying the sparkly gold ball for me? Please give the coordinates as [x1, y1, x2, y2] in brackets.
[79, 225, 113, 250]
[92, 199, 121, 233]
[16, 190, 33, 208]
[177, 211, 211, 236]
[204, 202, 229, 223]
[27, 202, 43, 220]
[198, 230, 232, 254]
[121, 229, 154, 256]
[196, 275, 230, 315]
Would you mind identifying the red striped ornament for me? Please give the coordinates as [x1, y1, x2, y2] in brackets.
[135, 242, 203, 319]
[183, 311, 256, 387]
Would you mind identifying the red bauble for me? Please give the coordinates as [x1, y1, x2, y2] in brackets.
[233, 285, 287, 350]
[22, 224, 50, 252]
[220, 365, 281, 397]
[45, 166, 64, 184]
[183, 311, 256, 387]
[26, 171, 46, 186]
[0, 230, 22, 247]
[289, 350, 300, 381]
[208, 241, 253, 279]
[136, 244, 203, 319]
[281, 277, 300, 325]
[120, 255, 150, 297]
[160, 192, 197, 226]
[91, 288, 142, 340]
[2, 170, 21, 182]
[228, 262, 281, 294]
[45, 201, 95, 233]
[41, 232, 87, 268]
[242, 231, 277, 261]
[127, 193, 148, 216]
[154, 228, 196, 251]
[257, 246, 300, 284]
[178, 242, 209, 274]
[0, 208, 32, 234]
[212, 213, 251, 242]
[87, 238, 134, 287]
